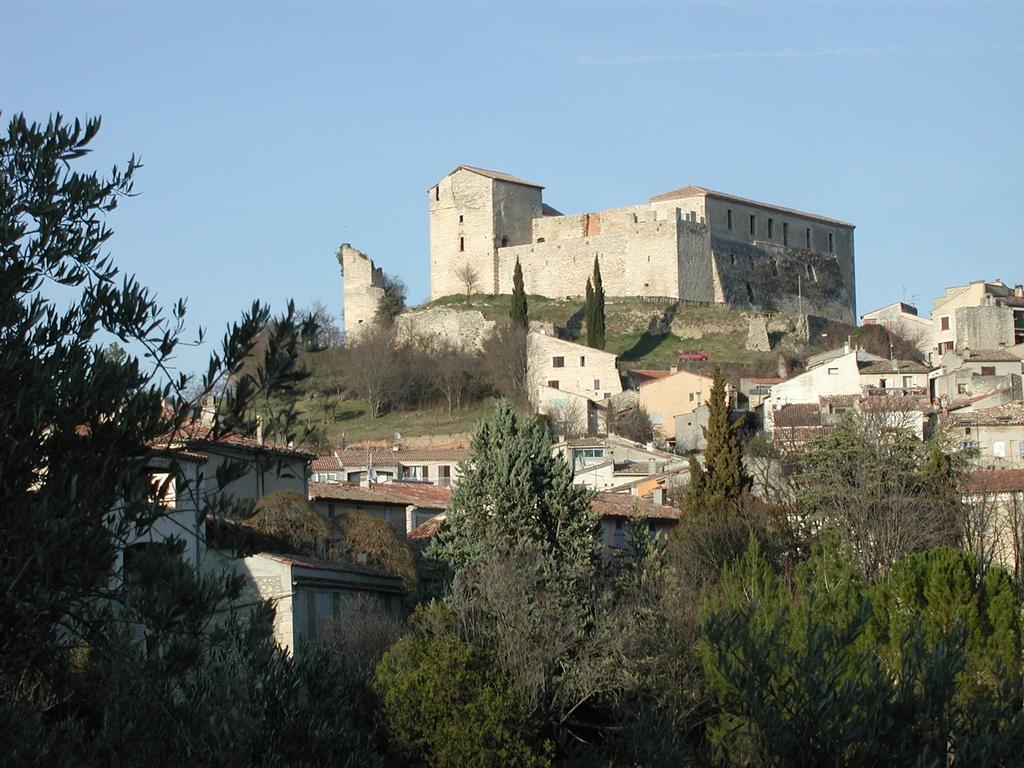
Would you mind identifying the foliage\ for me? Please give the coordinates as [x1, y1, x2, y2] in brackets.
[510, 257, 528, 328]
[686, 368, 751, 512]
[333, 510, 418, 593]
[700, 538, 1024, 766]
[375, 602, 553, 768]
[585, 255, 606, 349]
[374, 271, 406, 326]
[430, 400, 600, 580]
[244, 489, 330, 555]
[0, 112, 386, 766]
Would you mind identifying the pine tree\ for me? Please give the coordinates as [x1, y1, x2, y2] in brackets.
[685, 368, 751, 512]
[591, 255, 606, 349]
[510, 258, 528, 329]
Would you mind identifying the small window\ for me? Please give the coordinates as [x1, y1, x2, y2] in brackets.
[580, 356, 586, 366]
[746, 282, 755, 303]
[593, 379, 601, 390]
[783, 222, 789, 245]
[749, 214, 756, 235]
[941, 316, 950, 331]
[902, 376, 914, 388]
[553, 356, 565, 368]
[459, 237, 464, 252]
[458, 214, 464, 223]
[434, 186, 439, 201]
[805, 227, 812, 248]
[501, 235, 508, 247]
[727, 209, 733, 230]
[768, 218, 774, 239]
[548, 380, 559, 389]
[730, 253, 736, 265]
[981, 366, 996, 376]
[827, 367, 839, 375]
[828, 232, 834, 253]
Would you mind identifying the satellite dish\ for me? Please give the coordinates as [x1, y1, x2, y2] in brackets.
[394, 432, 402, 440]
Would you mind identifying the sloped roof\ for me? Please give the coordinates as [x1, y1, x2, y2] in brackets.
[311, 448, 468, 472]
[649, 184, 854, 228]
[445, 165, 544, 189]
[309, 481, 452, 509]
[965, 469, 1024, 495]
[858, 360, 933, 375]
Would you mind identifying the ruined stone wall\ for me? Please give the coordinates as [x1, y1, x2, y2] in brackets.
[338, 243, 384, 340]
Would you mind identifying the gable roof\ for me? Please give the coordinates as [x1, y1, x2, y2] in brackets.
[444, 165, 544, 190]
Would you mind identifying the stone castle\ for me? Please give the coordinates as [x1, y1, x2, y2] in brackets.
[341, 164, 857, 338]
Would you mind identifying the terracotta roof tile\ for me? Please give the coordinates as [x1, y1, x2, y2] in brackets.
[965, 469, 1024, 495]
[309, 481, 452, 509]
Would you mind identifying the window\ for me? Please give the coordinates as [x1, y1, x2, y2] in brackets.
[730, 253, 736, 265]
[459, 237, 464, 252]
[458, 214, 464, 223]
[552, 356, 565, 368]
[548, 380, 559, 389]
[782, 222, 789, 245]
[749, 214, 756, 235]
[768, 218, 774, 239]
[828, 232, 834, 253]
[593, 379, 601, 390]
[941, 316, 950, 331]
[993, 441, 1006, 458]
[727, 209, 733, 230]
[580, 356, 586, 366]
[805, 227, 812, 248]
[981, 366, 996, 376]
[902, 376, 914, 388]
[827, 367, 839, 375]
[434, 186, 439, 201]
[746, 282, 755, 302]
[501, 236, 508, 247]
[958, 383, 968, 394]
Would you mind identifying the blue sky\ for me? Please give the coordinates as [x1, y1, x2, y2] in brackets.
[4, 0, 1022, 373]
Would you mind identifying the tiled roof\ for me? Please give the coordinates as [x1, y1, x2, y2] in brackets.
[965, 469, 1024, 494]
[309, 481, 452, 509]
[774, 403, 822, 427]
[311, 448, 468, 472]
[946, 401, 1024, 427]
[405, 492, 680, 541]
[819, 394, 859, 407]
[649, 184, 854, 227]
[408, 514, 447, 540]
[857, 360, 932, 375]
[449, 165, 543, 189]
[614, 461, 655, 475]
[157, 420, 315, 459]
[628, 368, 673, 382]
[964, 349, 1022, 363]
[590, 492, 680, 521]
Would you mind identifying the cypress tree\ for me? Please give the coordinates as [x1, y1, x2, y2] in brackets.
[510, 258, 528, 329]
[584, 277, 594, 344]
[685, 368, 751, 512]
[590, 255, 606, 349]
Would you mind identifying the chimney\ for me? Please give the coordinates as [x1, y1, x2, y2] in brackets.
[651, 487, 666, 506]
[1015, 284, 1024, 298]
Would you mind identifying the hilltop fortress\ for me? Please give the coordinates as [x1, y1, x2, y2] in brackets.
[340, 165, 856, 338]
